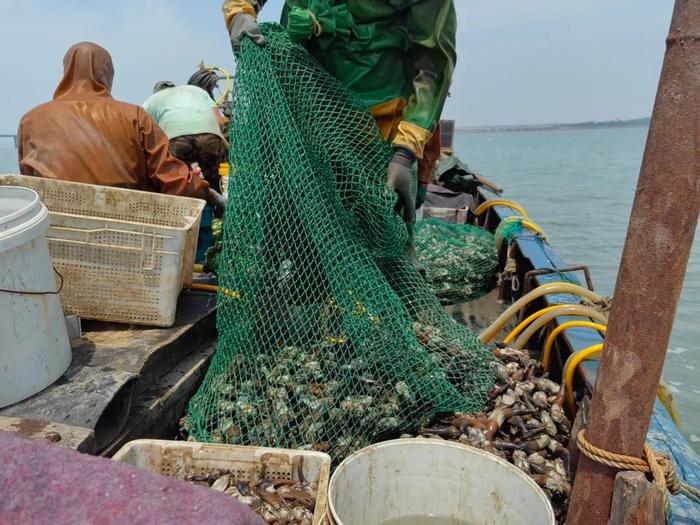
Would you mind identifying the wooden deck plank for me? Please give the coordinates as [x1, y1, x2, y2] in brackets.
[0, 416, 96, 454]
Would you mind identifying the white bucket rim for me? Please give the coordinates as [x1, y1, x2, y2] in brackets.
[0, 186, 41, 226]
[0, 186, 49, 252]
[328, 438, 556, 525]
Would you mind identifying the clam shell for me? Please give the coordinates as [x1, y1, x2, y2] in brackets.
[212, 474, 231, 492]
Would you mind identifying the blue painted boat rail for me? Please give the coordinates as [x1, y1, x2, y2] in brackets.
[474, 187, 700, 523]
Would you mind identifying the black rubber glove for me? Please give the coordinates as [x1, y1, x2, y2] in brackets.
[441, 172, 481, 194]
[208, 189, 228, 215]
[230, 13, 265, 52]
[386, 147, 416, 224]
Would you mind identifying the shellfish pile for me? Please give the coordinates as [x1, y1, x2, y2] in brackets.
[415, 219, 498, 305]
[185, 341, 429, 458]
[180, 470, 316, 525]
[410, 344, 572, 523]
[183, 315, 494, 462]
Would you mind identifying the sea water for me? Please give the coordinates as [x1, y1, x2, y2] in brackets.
[0, 145, 17, 172]
[454, 126, 700, 453]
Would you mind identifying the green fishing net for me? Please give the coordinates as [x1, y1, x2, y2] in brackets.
[186, 25, 495, 462]
[496, 218, 526, 246]
[415, 218, 498, 305]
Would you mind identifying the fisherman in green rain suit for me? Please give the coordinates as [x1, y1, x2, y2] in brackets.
[222, 0, 456, 232]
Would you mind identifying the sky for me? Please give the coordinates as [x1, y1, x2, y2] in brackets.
[0, 0, 674, 132]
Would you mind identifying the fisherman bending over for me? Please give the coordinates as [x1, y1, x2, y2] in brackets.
[144, 76, 230, 260]
[222, 0, 456, 233]
[18, 42, 225, 209]
[143, 74, 228, 191]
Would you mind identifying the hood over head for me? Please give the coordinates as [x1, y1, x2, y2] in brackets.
[54, 42, 114, 100]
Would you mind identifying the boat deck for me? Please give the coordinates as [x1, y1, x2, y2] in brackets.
[1, 187, 698, 521]
[0, 291, 217, 455]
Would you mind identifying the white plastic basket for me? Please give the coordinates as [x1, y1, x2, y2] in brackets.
[422, 206, 468, 224]
[0, 175, 205, 326]
[113, 439, 331, 525]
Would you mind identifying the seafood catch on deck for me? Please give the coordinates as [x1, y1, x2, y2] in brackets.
[178, 458, 317, 525]
[412, 345, 572, 522]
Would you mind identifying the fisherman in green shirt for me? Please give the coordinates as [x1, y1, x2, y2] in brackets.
[143, 80, 228, 190]
[144, 79, 230, 262]
[222, 0, 456, 227]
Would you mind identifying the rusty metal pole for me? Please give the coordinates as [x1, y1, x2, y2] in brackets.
[566, 1, 700, 524]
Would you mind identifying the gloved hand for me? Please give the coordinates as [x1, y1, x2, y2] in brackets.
[230, 13, 265, 52]
[386, 147, 416, 224]
[441, 172, 481, 194]
[208, 189, 228, 214]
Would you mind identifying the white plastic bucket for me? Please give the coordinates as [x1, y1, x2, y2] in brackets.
[329, 439, 555, 525]
[0, 186, 71, 408]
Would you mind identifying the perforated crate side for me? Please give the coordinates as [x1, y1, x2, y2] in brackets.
[0, 174, 204, 228]
[0, 175, 206, 326]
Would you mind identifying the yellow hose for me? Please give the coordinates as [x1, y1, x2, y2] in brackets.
[479, 282, 603, 343]
[474, 199, 528, 218]
[563, 343, 604, 414]
[216, 66, 232, 105]
[562, 348, 684, 426]
[512, 306, 608, 350]
[188, 283, 218, 293]
[495, 217, 547, 251]
[187, 283, 242, 301]
[658, 378, 684, 428]
[542, 321, 608, 369]
[504, 305, 576, 345]
[200, 65, 232, 106]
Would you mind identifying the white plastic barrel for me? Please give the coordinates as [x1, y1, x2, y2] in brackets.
[0, 186, 71, 408]
[329, 439, 555, 525]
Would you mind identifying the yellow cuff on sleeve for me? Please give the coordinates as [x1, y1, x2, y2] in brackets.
[391, 121, 433, 159]
[223, 0, 257, 30]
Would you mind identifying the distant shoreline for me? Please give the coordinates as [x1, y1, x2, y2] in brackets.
[455, 117, 651, 135]
[457, 124, 649, 134]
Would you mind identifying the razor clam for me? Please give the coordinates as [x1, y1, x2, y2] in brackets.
[180, 470, 319, 525]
